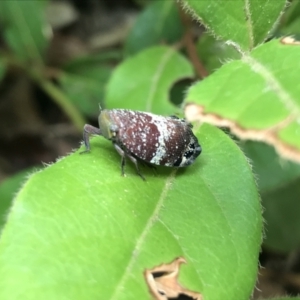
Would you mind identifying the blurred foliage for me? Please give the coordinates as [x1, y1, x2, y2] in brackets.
[124, 1, 184, 55]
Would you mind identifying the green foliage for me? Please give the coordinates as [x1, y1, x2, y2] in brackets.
[182, 0, 300, 259]
[182, 0, 286, 50]
[0, 0, 48, 64]
[105, 46, 193, 114]
[187, 39, 300, 149]
[280, 0, 300, 35]
[242, 141, 300, 252]
[196, 33, 241, 73]
[124, 1, 184, 55]
[59, 59, 113, 117]
[1, 0, 300, 299]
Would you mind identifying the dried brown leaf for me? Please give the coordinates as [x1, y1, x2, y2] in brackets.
[185, 103, 300, 163]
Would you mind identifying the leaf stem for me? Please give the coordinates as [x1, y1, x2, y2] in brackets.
[36, 77, 86, 132]
[177, 3, 209, 79]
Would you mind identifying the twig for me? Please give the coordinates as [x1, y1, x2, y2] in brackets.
[177, 4, 208, 79]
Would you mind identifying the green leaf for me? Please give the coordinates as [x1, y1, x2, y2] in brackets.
[242, 141, 300, 252]
[196, 33, 241, 73]
[281, 18, 300, 35]
[0, 0, 49, 64]
[280, 0, 300, 30]
[263, 178, 300, 252]
[280, 0, 300, 35]
[0, 167, 41, 231]
[124, 1, 184, 55]
[0, 124, 262, 300]
[105, 46, 194, 114]
[185, 39, 300, 163]
[242, 141, 300, 192]
[181, 0, 287, 51]
[59, 63, 112, 117]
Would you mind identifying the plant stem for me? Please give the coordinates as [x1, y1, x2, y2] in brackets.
[177, 4, 209, 79]
[1, 51, 86, 132]
[37, 78, 86, 132]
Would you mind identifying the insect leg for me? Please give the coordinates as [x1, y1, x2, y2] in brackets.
[126, 154, 146, 181]
[113, 143, 126, 176]
[81, 124, 102, 154]
[113, 143, 145, 180]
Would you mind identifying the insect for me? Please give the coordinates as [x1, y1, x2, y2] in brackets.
[81, 109, 201, 180]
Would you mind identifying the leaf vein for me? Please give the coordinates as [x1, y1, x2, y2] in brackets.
[146, 48, 175, 112]
[109, 170, 177, 300]
[244, 0, 254, 50]
[242, 54, 299, 116]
